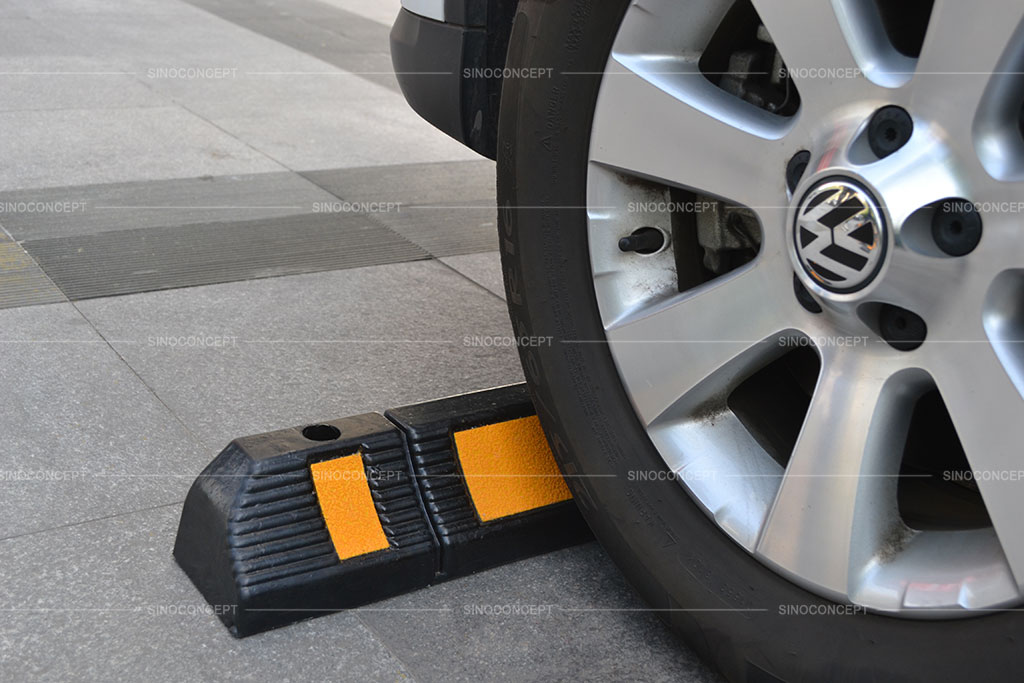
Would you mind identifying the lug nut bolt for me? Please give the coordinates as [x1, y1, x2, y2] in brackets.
[619, 227, 666, 254]
[793, 274, 822, 314]
[932, 199, 983, 256]
[879, 304, 926, 352]
[786, 151, 811, 194]
[868, 106, 914, 159]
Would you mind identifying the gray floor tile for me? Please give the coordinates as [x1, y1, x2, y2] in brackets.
[319, 0, 402, 26]
[0, 58, 166, 112]
[199, 88, 480, 171]
[139, 62, 479, 171]
[180, 0, 398, 91]
[75, 260, 525, 453]
[38, 0, 351, 83]
[39, 3, 357, 84]
[29, 0, 476, 173]
[0, 504, 413, 682]
[9, 0, 183, 19]
[0, 106, 284, 191]
[304, 161, 499, 256]
[0, 303, 201, 538]
[0, 172, 344, 241]
[0, 17, 83, 57]
[23, 212, 427, 300]
[0, 13, 161, 111]
[369, 202, 498, 257]
[359, 543, 721, 683]
[0, 232, 66, 309]
[304, 160, 497, 206]
[441, 252, 506, 300]
[35, 0, 327, 66]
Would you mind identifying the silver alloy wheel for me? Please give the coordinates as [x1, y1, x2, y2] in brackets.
[586, 0, 1024, 615]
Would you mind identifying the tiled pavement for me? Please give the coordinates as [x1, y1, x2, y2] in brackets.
[0, 1, 719, 680]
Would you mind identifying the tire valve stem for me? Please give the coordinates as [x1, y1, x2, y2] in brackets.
[619, 227, 666, 255]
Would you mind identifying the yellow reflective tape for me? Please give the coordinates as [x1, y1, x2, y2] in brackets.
[310, 453, 390, 560]
[453, 415, 572, 522]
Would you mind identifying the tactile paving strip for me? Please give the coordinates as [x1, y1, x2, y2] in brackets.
[303, 160, 499, 257]
[0, 233, 66, 310]
[22, 213, 429, 300]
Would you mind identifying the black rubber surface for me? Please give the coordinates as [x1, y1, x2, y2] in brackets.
[495, 1, 1022, 681]
[174, 384, 592, 638]
[174, 412, 435, 638]
[387, 383, 592, 579]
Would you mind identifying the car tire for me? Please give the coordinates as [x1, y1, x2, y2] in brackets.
[496, 1, 1022, 681]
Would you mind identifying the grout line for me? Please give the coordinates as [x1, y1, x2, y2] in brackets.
[0, 500, 184, 544]
[355, 611, 426, 683]
[177, 0, 401, 94]
[0, 220, 71, 308]
[0, 103, 172, 116]
[66, 297, 207, 447]
[295, 172, 454, 266]
[129, 67, 295, 176]
[434, 255, 507, 304]
[175, 100, 297, 174]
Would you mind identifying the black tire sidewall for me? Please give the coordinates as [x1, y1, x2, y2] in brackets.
[496, 1, 1020, 681]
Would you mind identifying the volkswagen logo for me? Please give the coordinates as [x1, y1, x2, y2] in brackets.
[794, 179, 887, 293]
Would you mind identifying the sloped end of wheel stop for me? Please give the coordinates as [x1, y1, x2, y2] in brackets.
[173, 384, 592, 637]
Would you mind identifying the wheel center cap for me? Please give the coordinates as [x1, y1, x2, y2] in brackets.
[794, 178, 887, 294]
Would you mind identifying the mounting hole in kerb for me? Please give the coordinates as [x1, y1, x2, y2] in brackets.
[302, 424, 341, 441]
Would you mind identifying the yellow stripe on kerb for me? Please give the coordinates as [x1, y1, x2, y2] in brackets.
[453, 415, 572, 522]
[310, 454, 390, 560]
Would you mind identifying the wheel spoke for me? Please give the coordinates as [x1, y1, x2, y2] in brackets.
[750, 0, 878, 106]
[972, 182, 1024, 269]
[929, 342, 1024, 588]
[912, 0, 1024, 126]
[870, 248, 964, 316]
[611, 0, 732, 60]
[590, 57, 790, 212]
[588, 0, 1024, 616]
[604, 264, 792, 426]
[756, 351, 916, 599]
[856, 128, 963, 229]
